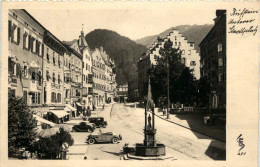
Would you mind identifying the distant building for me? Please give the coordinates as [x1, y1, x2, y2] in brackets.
[78, 29, 93, 108]
[199, 10, 226, 111]
[138, 29, 200, 101]
[128, 72, 139, 102]
[117, 84, 128, 99]
[62, 41, 83, 108]
[100, 47, 117, 103]
[91, 48, 106, 107]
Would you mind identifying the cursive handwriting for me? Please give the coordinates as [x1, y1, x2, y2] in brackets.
[228, 8, 258, 36]
[230, 8, 258, 19]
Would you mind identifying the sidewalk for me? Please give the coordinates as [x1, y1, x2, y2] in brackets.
[153, 108, 226, 143]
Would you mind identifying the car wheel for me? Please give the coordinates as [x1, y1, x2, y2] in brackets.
[88, 138, 95, 144]
[112, 138, 118, 144]
[87, 128, 93, 133]
[72, 127, 77, 132]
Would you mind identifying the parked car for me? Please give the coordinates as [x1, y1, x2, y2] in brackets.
[89, 117, 107, 128]
[86, 131, 122, 144]
[72, 121, 95, 132]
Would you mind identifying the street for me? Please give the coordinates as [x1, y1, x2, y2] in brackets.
[66, 103, 225, 160]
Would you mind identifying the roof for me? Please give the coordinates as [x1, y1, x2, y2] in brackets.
[62, 42, 83, 59]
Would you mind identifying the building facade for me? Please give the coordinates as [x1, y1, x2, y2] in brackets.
[91, 48, 106, 107]
[62, 41, 83, 108]
[78, 29, 94, 108]
[8, 9, 45, 113]
[199, 10, 226, 111]
[138, 29, 200, 101]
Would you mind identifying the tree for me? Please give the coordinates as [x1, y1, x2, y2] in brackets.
[8, 89, 37, 157]
[148, 38, 184, 104]
[198, 76, 210, 107]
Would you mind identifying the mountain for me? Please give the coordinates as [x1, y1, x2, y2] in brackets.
[85, 29, 148, 85]
[135, 24, 213, 52]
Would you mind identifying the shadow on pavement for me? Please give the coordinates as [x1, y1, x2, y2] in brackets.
[175, 114, 226, 142]
[204, 140, 226, 160]
[101, 150, 123, 157]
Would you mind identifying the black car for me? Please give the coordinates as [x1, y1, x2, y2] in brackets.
[72, 121, 95, 132]
[89, 117, 107, 128]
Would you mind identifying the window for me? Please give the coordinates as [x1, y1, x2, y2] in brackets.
[76, 75, 78, 82]
[82, 62, 84, 68]
[23, 90, 27, 103]
[58, 74, 61, 84]
[23, 31, 29, 49]
[31, 37, 36, 53]
[86, 63, 88, 70]
[32, 72, 36, 80]
[190, 43, 193, 47]
[190, 61, 196, 66]
[188, 50, 191, 55]
[53, 52, 55, 65]
[8, 20, 20, 45]
[51, 92, 55, 102]
[46, 70, 50, 81]
[47, 48, 50, 61]
[53, 73, 55, 83]
[57, 93, 61, 103]
[218, 74, 223, 82]
[23, 65, 28, 78]
[38, 71, 42, 85]
[175, 36, 177, 40]
[218, 43, 222, 52]
[83, 74, 85, 81]
[175, 42, 177, 46]
[218, 58, 223, 66]
[179, 42, 181, 46]
[58, 56, 61, 67]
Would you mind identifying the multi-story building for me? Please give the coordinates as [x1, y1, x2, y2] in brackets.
[199, 10, 226, 111]
[138, 29, 200, 100]
[8, 9, 45, 114]
[8, 10, 70, 123]
[78, 29, 93, 108]
[91, 48, 106, 107]
[100, 47, 116, 103]
[62, 41, 83, 108]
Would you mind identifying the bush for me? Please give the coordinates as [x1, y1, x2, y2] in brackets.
[8, 89, 37, 158]
[35, 128, 74, 159]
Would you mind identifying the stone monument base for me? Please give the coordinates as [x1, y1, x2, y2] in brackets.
[135, 143, 165, 156]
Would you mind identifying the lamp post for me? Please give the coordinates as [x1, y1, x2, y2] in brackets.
[166, 54, 170, 119]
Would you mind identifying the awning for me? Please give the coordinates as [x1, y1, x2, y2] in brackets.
[33, 115, 56, 126]
[65, 104, 77, 111]
[49, 110, 69, 118]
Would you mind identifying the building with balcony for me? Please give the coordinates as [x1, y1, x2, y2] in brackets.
[8, 9, 45, 113]
[78, 29, 93, 108]
[91, 48, 106, 107]
[62, 41, 83, 108]
[199, 10, 226, 111]
[100, 47, 116, 103]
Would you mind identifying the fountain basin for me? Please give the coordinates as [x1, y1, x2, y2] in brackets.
[135, 143, 165, 156]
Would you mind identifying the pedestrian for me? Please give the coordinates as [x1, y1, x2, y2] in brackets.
[102, 104, 105, 110]
[87, 106, 91, 117]
[84, 156, 87, 160]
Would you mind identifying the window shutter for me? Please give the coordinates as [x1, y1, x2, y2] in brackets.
[42, 44, 44, 57]
[30, 37, 34, 53]
[38, 92, 41, 104]
[28, 35, 31, 51]
[8, 20, 12, 41]
[17, 27, 20, 45]
[36, 40, 39, 55]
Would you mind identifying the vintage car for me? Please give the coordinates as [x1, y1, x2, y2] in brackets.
[72, 121, 95, 132]
[86, 131, 122, 144]
[89, 117, 107, 128]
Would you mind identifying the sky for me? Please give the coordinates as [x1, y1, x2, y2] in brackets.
[26, 4, 220, 42]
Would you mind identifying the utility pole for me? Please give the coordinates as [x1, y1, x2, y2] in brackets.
[167, 54, 170, 119]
